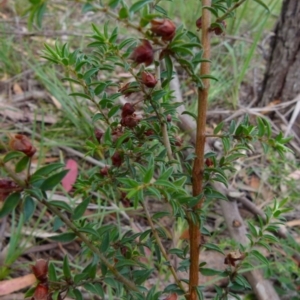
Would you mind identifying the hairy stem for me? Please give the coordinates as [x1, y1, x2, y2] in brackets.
[189, 1, 211, 299]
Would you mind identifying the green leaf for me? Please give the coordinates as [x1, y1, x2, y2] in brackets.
[250, 249, 269, 266]
[49, 232, 76, 242]
[32, 163, 64, 178]
[40, 170, 69, 191]
[200, 74, 218, 81]
[48, 262, 57, 281]
[119, 7, 129, 19]
[253, 0, 270, 11]
[3, 151, 25, 163]
[15, 156, 30, 173]
[73, 196, 91, 220]
[108, 105, 121, 118]
[181, 110, 197, 121]
[0, 192, 21, 218]
[155, 179, 177, 190]
[119, 37, 135, 50]
[143, 167, 154, 184]
[214, 122, 224, 134]
[36, 2, 47, 28]
[73, 289, 83, 300]
[109, 0, 120, 8]
[129, 0, 152, 13]
[154, 5, 167, 15]
[100, 232, 110, 253]
[48, 200, 72, 213]
[83, 68, 99, 81]
[204, 243, 224, 255]
[69, 92, 91, 100]
[93, 283, 105, 298]
[23, 196, 35, 222]
[200, 267, 222, 276]
[164, 55, 173, 82]
[63, 255, 72, 280]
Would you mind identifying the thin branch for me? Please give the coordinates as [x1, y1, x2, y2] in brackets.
[141, 201, 186, 292]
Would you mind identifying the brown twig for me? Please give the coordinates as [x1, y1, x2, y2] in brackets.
[189, 1, 211, 299]
[141, 201, 186, 292]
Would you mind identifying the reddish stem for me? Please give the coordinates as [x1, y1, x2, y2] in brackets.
[189, 1, 211, 299]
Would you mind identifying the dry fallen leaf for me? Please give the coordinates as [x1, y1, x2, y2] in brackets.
[0, 274, 36, 296]
[62, 159, 78, 192]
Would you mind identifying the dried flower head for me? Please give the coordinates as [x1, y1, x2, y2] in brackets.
[150, 19, 176, 41]
[211, 21, 226, 35]
[9, 134, 36, 157]
[100, 166, 109, 176]
[141, 72, 157, 88]
[32, 259, 48, 283]
[121, 103, 135, 118]
[121, 114, 141, 128]
[31, 283, 49, 300]
[94, 128, 103, 143]
[224, 250, 245, 267]
[196, 17, 202, 30]
[111, 151, 123, 167]
[130, 40, 154, 66]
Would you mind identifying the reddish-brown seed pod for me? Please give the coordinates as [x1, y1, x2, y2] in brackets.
[100, 166, 109, 176]
[32, 259, 48, 283]
[141, 72, 157, 88]
[212, 20, 226, 35]
[32, 283, 49, 300]
[174, 136, 183, 147]
[196, 17, 202, 29]
[150, 19, 176, 41]
[130, 40, 154, 66]
[166, 114, 172, 122]
[205, 158, 214, 167]
[144, 129, 154, 136]
[111, 151, 123, 167]
[0, 179, 20, 204]
[121, 103, 135, 118]
[121, 115, 140, 128]
[9, 134, 36, 157]
[94, 128, 103, 143]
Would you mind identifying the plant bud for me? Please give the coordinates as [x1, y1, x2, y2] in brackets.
[205, 158, 214, 167]
[121, 103, 135, 118]
[32, 283, 49, 300]
[111, 151, 123, 167]
[9, 134, 36, 157]
[212, 20, 226, 35]
[174, 136, 183, 147]
[94, 128, 103, 143]
[196, 17, 202, 29]
[121, 115, 140, 128]
[141, 72, 157, 88]
[150, 19, 176, 41]
[32, 259, 48, 283]
[130, 40, 154, 66]
[100, 166, 109, 176]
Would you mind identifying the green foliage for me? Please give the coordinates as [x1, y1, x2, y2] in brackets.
[0, 0, 296, 299]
